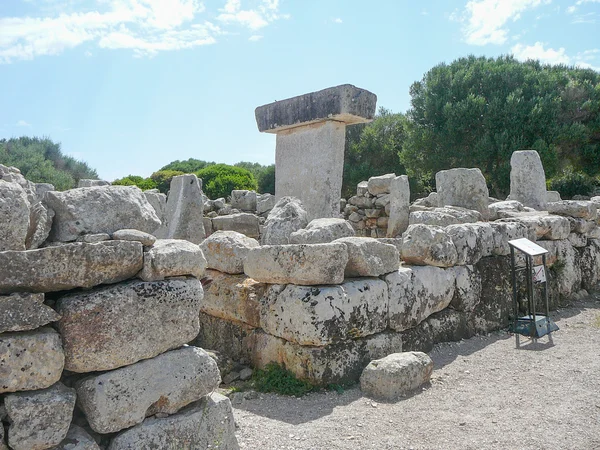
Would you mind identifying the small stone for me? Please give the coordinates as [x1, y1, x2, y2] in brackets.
[223, 371, 240, 384]
[239, 367, 253, 381]
[52, 425, 101, 450]
[75, 233, 110, 243]
[367, 174, 396, 195]
[199, 230, 259, 274]
[261, 197, 308, 245]
[0, 292, 60, 333]
[139, 239, 207, 281]
[112, 228, 156, 246]
[289, 218, 355, 244]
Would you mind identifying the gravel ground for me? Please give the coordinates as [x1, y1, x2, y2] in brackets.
[233, 296, 600, 450]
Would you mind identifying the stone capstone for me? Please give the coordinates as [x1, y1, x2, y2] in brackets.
[199, 231, 259, 274]
[508, 150, 547, 210]
[164, 174, 205, 244]
[76, 346, 221, 434]
[0, 292, 60, 333]
[289, 218, 355, 244]
[335, 237, 399, 277]
[0, 180, 30, 251]
[387, 175, 410, 237]
[401, 224, 458, 267]
[436, 168, 490, 219]
[139, 239, 207, 282]
[367, 173, 395, 196]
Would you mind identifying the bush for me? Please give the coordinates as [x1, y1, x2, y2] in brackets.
[195, 164, 257, 199]
[112, 175, 157, 191]
[150, 170, 185, 193]
[251, 363, 315, 396]
[548, 169, 597, 199]
[160, 158, 214, 173]
[257, 164, 275, 194]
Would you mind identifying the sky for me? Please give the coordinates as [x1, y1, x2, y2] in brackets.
[1, 0, 599, 181]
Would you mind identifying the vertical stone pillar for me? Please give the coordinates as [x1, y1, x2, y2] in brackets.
[164, 174, 205, 244]
[508, 150, 547, 210]
[255, 85, 377, 221]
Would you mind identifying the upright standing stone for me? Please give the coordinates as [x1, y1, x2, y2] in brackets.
[256, 85, 377, 220]
[436, 168, 489, 219]
[164, 174, 205, 244]
[387, 175, 410, 237]
[509, 150, 547, 210]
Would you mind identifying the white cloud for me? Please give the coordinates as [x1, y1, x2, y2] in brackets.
[0, 0, 287, 63]
[567, 0, 600, 14]
[16, 120, 32, 127]
[570, 12, 597, 23]
[460, 0, 550, 46]
[248, 34, 263, 41]
[512, 42, 600, 70]
[333, 17, 343, 23]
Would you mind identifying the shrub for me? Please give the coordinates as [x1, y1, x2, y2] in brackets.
[548, 168, 597, 199]
[251, 363, 315, 396]
[112, 175, 157, 191]
[195, 164, 257, 199]
[257, 164, 275, 194]
[150, 170, 185, 193]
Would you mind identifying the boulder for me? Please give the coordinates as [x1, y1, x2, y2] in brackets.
[412, 192, 439, 208]
[261, 197, 308, 245]
[508, 150, 547, 210]
[0, 241, 143, 294]
[289, 218, 355, 244]
[244, 243, 348, 285]
[212, 213, 260, 240]
[547, 200, 597, 220]
[45, 186, 161, 242]
[256, 193, 276, 215]
[335, 237, 399, 277]
[77, 179, 110, 187]
[0, 293, 60, 333]
[231, 190, 257, 212]
[367, 173, 396, 195]
[488, 200, 524, 220]
[260, 279, 389, 346]
[107, 393, 238, 450]
[436, 168, 489, 219]
[164, 174, 205, 244]
[4, 383, 76, 450]
[57, 278, 203, 373]
[199, 231, 259, 274]
[357, 181, 369, 196]
[401, 224, 458, 267]
[546, 190, 562, 202]
[387, 175, 410, 237]
[0, 328, 64, 393]
[360, 352, 433, 401]
[76, 347, 221, 434]
[25, 201, 54, 250]
[446, 223, 494, 265]
[409, 207, 482, 227]
[0, 181, 30, 251]
[511, 214, 571, 240]
[139, 239, 207, 281]
[489, 221, 536, 256]
[52, 425, 101, 450]
[143, 190, 167, 237]
[112, 228, 156, 246]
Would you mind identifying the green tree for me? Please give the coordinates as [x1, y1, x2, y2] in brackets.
[195, 164, 257, 199]
[112, 175, 158, 191]
[160, 158, 214, 173]
[150, 170, 185, 193]
[257, 164, 275, 194]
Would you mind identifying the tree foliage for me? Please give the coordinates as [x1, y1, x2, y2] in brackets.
[160, 158, 215, 173]
[150, 170, 185, 193]
[0, 136, 98, 190]
[112, 175, 158, 191]
[195, 164, 258, 199]
[257, 164, 276, 194]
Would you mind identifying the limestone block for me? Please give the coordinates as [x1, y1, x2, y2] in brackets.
[386, 266, 456, 331]
[400, 308, 470, 353]
[567, 217, 596, 234]
[76, 347, 221, 434]
[193, 313, 258, 364]
[335, 236, 399, 277]
[450, 265, 482, 311]
[107, 393, 239, 450]
[488, 200, 524, 220]
[367, 173, 396, 195]
[551, 240, 582, 297]
[387, 175, 410, 237]
[255, 84, 377, 133]
[409, 207, 482, 227]
[446, 224, 486, 265]
[289, 218, 355, 244]
[547, 200, 597, 220]
[547, 190, 562, 202]
[164, 174, 205, 244]
[0, 241, 143, 294]
[52, 425, 100, 450]
[231, 190, 257, 212]
[436, 168, 489, 219]
[257, 193, 276, 215]
[4, 383, 76, 450]
[112, 228, 156, 246]
[509, 150, 547, 210]
[143, 190, 167, 237]
[76, 233, 110, 243]
[360, 352, 433, 401]
[244, 243, 348, 285]
[77, 179, 110, 187]
[34, 183, 55, 199]
[26, 201, 54, 250]
[200, 230, 259, 274]
[200, 269, 265, 327]
[581, 239, 600, 290]
[489, 221, 536, 256]
[260, 279, 388, 346]
[568, 232, 588, 248]
[261, 196, 308, 245]
[0, 292, 60, 333]
[0, 180, 30, 251]
[348, 195, 374, 208]
[212, 213, 260, 240]
[57, 278, 203, 373]
[0, 328, 64, 393]
[412, 192, 439, 208]
[357, 181, 369, 196]
[511, 214, 571, 240]
[139, 239, 207, 281]
[401, 224, 458, 267]
[45, 186, 161, 242]
[591, 196, 600, 205]
[374, 193, 391, 207]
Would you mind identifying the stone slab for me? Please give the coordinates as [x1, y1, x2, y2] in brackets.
[139, 239, 207, 281]
[0, 292, 60, 333]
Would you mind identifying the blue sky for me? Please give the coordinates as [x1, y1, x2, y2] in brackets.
[1, 0, 599, 181]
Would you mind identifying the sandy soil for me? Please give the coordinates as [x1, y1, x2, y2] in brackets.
[232, 295, 600, 450]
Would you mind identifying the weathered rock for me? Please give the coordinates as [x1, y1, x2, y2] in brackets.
[164, 174, 205, 244]
[107, 393, 238, 450]
[400, 308, 470, 353]
[511, 214, 571, 240]
[289, 218, 355, 244]
[0, 180, 30, 251]
[409, 207, 482, 227]
[75, 233, 110, 243]
[0, 328, 64, 393]
[508, 150, 547, 210]
[26, 201, 54, 250]
[488, 200, 525, 220]
[538, 240, 581, 298]
[387, 175, 410, 237]
[112, 228, 156, 246]
[489, 221, 536, 256]
[261, 197, 308, 245]
[51, 425, 100, 450]
[546, 190, 562, 202]
[231, 190, 257, 212]
[412, 192, 439, 208]
[34, 183, 54, 199]
[547, 200, 597, 220]
[0, 241, 143, 294]
[45, 186, 161, 242]
[360, 352, 433, 401]
[567, 217, 597, 234]
[139, 239, 206, 281]
[256, 193, 276, 215]
[200, 230, 259, 274]
[385, 266, 456, 331]
[357, 181, 369, 196]
[260, 279, 389, 346]
[335, 237, 399, 277]
[77, 179, 110, 187]
[143, 190, 167, 237]
[57, 278, 203, 373]
[450, 265, 482, 311]
[581, 239, 600, 290]
[436, 168, 489, 219]
[200, 270, 265, 327]
[4, 383, 76, 450]
[348, 195, 374, 209]
[244, 243, 348, 285]
[76, 347, 221, 434]
[212, 213, 260, 239]
[0, 293, 60, 333]
[193, 313, 258, 363]
[401, 224, 458, 267]
[446, 223, 485, 265]
[568, 232, 588, 248]
[367, 173, 395, 195]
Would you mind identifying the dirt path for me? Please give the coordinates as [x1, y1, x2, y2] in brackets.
[232, 296, 600, 450]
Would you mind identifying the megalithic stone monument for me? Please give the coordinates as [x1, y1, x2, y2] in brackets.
[255, 84, 377, 221]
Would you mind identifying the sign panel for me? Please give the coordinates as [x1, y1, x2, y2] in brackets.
[532, 265, 546, 283]
[508, 238, 548, 257]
